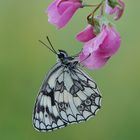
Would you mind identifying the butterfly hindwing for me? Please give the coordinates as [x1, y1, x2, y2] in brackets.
[33, 63, 101, 132]
[54, 68, 101, 124]
[33, 63, 67, 131]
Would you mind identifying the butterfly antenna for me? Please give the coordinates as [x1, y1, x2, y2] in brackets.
[46, 36, 57, 54]
[39, 40, 57, 55]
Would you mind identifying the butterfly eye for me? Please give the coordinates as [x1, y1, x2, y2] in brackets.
[58, 50, 68, 59]
[60, 53, 65, 58]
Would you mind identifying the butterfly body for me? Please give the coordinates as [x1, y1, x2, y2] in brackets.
[33, 50, 101, 132]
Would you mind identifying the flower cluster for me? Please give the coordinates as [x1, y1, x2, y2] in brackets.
[46, 0, 125, 69]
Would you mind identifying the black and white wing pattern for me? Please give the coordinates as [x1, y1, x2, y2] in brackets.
[33, 62, 101, 132]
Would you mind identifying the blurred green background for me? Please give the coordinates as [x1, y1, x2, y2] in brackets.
[0, 0, 140, 140]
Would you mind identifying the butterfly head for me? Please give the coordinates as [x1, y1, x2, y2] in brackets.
[58, 50, 68, 60]
[57, 50, 76, 65]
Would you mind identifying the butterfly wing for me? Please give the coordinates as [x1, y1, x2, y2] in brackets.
[33, 64, 101, 132]
[54, 67, 101, 124]
[33, 62, 67, 131]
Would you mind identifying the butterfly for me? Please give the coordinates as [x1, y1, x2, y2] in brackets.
[33, 37, 101, 132]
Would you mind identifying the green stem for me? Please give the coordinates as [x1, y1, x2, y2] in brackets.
[92, 0, 105, 15]
[100, 2, 104, 16]
[86, 0, 105, 26]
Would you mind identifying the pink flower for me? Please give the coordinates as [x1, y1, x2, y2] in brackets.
[47, 0, 82, 29]
[79, 25, 121, 69]
[105, 0, 125, 20]
[76, 25, 96, 42]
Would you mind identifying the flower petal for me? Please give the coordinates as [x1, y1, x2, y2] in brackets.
[47, 0, 61, 28]
[79, 24, 121, 69]
[79, 52, 109, 69]
[46, 0, 82, 28]
[96, 26, 121, 57]
[82, 27, 107, 55]
[105, 0, 125, 20]
[76, 25, 96, 42]
[57, 2, 81, 28]
[114, 0, 125, 20]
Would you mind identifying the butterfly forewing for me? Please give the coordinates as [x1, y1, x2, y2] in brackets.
[33, 62, 101, 132]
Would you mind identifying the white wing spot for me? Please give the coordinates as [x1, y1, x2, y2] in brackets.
[52, 106, 59, 117]
[40, 123, 46, 129]
[39, 112, 44, 121]
[46, 84, 51, 93]
[68, 115, 75, 122]
[88, 80, 96, 88]
[52, 123, 57, 128]
[73, 97, 82, 107]
[48, 67, 63, 88]
[84, 87, 95, 96]
[64, 71, 73, 91]
[44, 115, 50, 126]
[76, 91, 87, 100]
[58, 73, 63, 83]
[60, 111, 68, 121]
[54, 91, 60, 102]
[35, 113, 39, 119]
[57, 119, 64, 126]
[77, 115, 85, 121]
[59, 92, 63, 102]
[37, 93, 42, 101]
[91, 105, 97, 113]
[63, 90, 69, 103]
[83, 111, 92, 118]
[43, 95, 47, 107]
[47, 125, 52, 130]
[95, 97, 100, 105]
[68, 94, 80, 118]
[35, 120, 39, 128]
[40, 96, 44, 106]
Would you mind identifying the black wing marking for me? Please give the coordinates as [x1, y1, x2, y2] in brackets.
[33, 63, 101, 132]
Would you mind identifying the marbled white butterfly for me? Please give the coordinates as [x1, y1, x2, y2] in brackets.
[33, 37, 101, 132]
